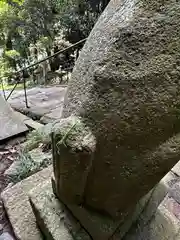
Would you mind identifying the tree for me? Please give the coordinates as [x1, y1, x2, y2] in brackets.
[55, 0, 110, 43]
[0, 2, 20, 68]
[0, 0, 111, 83]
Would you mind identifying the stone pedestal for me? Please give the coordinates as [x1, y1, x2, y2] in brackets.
[51, 116, 95, 205]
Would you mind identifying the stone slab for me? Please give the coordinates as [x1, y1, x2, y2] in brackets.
[148, 195, 180, 240]
[15, 111, 44, 130]
[1, 166, 52, 240]
[169, 182, 180, 204]
[29, 180, 91, 240]
[146, 201, 179, 240]
[8, 86, 66, 123]
[40, 106, 64, 124]
[123, 172, 180, 240]
[172, 160, 180, 177]
[137, 171, 178, 225]
[123, 196, 180, 240]
[0, 95, 28, 141]
[25, 119, 44, 130]
[115, 170, 178, 240]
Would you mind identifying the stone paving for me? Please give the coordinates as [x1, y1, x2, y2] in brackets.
[2, 86, 67, 124]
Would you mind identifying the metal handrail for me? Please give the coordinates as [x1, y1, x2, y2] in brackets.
[4, 38, 87, 108]
[15, 38, 87, 74]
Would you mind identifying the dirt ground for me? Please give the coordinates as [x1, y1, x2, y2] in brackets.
[0, 135, 26, 238]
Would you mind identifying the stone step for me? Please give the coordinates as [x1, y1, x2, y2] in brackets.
[136, 171, 178, 225]
[29, 178, 164, 240]
[1, 160, 179, 240]
[29, 169, 178, 240]
[123, 171, 180, 240]
[29, 180, 91, 240]
[15, 111, 44, 130]
[124, 196, 180, 240]
[171, 160, 180, 177]
[1, 166, 52, 240]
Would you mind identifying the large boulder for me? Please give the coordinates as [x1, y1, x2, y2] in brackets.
[53, 0, 180, 219]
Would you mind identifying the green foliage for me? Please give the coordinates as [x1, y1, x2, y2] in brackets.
[5, 49, 20, 59]
[7, 148, 51, 183]
[8, 150, 33, 183]
[0, 0, 110, 73]
[37, 37, 52, 49]
[0, 57, 13, 80]
[36, 36, 53, 56]
[1, 0, 24, 4]
[53, 0, 110, 43]
[0, 81, 23, 90]
[23, 123, 55, 151]
[0, 2, 19, 35]
[57, 121, 77, 148]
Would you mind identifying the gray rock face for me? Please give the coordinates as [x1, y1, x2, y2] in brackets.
[54, 0, 180, 218]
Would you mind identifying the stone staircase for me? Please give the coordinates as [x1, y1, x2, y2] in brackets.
[2, 161, 180, 240]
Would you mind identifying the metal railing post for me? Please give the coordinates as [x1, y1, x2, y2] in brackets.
[6, 81, 19, 101]
[23, 77, 29, 108]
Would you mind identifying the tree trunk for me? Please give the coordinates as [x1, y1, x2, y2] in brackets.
[5, 32, 16, 70]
